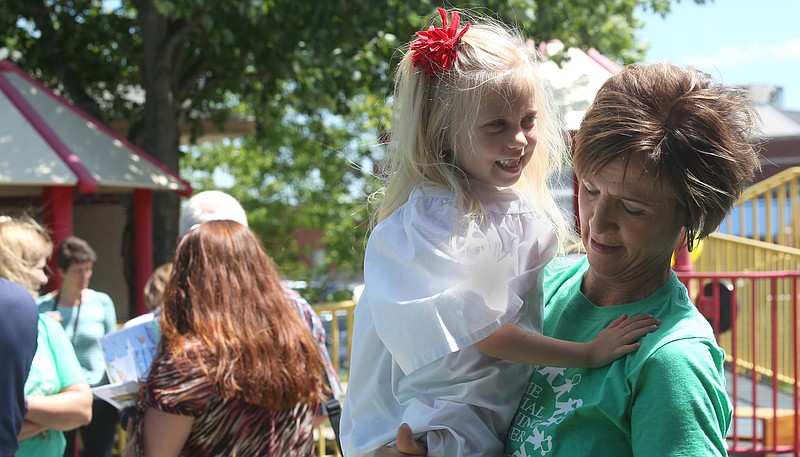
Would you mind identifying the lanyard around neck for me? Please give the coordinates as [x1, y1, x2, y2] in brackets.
[52, 293, 81, 344]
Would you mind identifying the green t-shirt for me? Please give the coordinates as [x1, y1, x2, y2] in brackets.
[16, 315, 86, 457]
[505, 256, 732, 457]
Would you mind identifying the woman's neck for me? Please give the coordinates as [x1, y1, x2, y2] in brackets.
[581, 267, 672, 307]
[58, 287, 83, 308]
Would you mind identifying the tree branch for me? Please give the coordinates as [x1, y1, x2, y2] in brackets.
[25, 0, 105, 122]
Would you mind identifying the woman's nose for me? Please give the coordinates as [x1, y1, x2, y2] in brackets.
[589, 200, 616, 233]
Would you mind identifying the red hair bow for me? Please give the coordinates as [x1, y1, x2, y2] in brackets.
[411, 8, 471, 76]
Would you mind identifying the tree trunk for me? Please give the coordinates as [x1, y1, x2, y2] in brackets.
[138, 0, 183, 265]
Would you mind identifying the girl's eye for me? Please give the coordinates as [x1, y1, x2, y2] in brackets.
[521, 114, 537, 129]
[485, 120, 505, 131]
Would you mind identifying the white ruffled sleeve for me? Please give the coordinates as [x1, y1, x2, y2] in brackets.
[365, 189, 555, 374]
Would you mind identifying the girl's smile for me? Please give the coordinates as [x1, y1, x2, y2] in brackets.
[457, 89, 537, 188]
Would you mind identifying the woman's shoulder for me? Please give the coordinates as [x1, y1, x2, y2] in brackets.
[36, 292, 55, 308]
[635, 331, 725, 384]
[151, 340, 210, 381]
[83, 289, 113, 302]
[38, 312, 62, 331]
[638, 298, 722, 364]
[144, 341, 215, 415]
[544, 256, 587, 291]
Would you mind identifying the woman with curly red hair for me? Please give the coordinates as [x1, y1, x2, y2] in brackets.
[129, 220, 326, 456]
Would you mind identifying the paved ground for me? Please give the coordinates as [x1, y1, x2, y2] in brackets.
[726, 368, 797, 456]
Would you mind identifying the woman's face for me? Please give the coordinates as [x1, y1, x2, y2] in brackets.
[29, 257, 48, 288]
[61, 261, 93, 290]
[578, 155, 684, 287]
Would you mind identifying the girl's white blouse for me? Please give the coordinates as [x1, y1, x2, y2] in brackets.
[341, 184, 557, 456]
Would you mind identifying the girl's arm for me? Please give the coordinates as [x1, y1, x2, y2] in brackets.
[24, 382, 93, 431]
[474, 314, 659, 368]
[141, 407, 195, 457]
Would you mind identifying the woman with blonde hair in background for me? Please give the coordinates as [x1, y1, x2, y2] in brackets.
[129, 220, 326, 456]
[122, 262, 172, 329]
[0, 216, 92, 457]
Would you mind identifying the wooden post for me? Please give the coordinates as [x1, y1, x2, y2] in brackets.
[133, 189, 153, 317]
[41, 186, 74, 292]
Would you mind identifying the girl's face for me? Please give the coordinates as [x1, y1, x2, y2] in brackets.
[457, 89, 537, 188]
[579, 155, 684, 287]
[29, 257, 48, 288]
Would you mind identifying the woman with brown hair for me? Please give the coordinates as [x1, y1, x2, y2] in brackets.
[129, 220, 326, 456]
[37, 235, 118, 457]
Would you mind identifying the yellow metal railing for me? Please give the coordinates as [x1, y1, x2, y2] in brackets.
[717, 166, 800, 247]
[313, 300, 356, 457]
[696, 232, 800, 273]
[680, 269, 799, 387]
[313, 300, 356, 378]
[690, 167, 800, 388]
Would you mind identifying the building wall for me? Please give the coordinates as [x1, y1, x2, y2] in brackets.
[756, 136, 800, 181]
[73, 202, 130, 322]
[0, 197, 130, 322]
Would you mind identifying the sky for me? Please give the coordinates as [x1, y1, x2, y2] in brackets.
[636, 0, 800, 111]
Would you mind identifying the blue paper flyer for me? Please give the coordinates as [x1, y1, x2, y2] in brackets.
[98, 319, 161, 384]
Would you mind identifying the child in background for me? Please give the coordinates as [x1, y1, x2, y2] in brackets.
[340, 9, 659, 456]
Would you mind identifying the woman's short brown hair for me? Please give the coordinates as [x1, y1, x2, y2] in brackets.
[573, 62, 762, 250]
[56, 236, 96, 271]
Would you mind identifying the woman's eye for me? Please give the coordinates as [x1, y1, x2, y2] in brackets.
[622, 204, 645, 216]
[582, 184, 599, 196]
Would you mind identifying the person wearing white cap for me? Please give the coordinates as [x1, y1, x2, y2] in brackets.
[178, 190, 249, 237]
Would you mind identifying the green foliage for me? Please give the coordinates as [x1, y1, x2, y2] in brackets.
[181, 112, 380, 280]
[0, 0, 697, 283]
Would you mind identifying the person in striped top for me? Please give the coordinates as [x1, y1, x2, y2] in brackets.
[130, 220, 326, 456]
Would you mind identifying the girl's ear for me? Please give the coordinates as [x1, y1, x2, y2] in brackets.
[439, 149, 454, 163]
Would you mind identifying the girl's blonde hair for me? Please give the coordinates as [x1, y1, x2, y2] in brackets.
[0, 215, 53, 296]
[375, 10, 571, 246]
[144, 262, 173, 310]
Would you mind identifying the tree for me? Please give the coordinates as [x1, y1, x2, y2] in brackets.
[0, 0, 696, 293]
